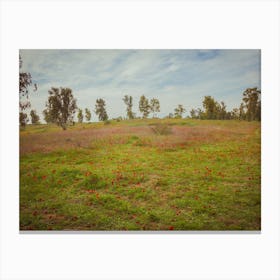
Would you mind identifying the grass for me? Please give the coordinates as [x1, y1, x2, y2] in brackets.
[20, 118, 261, 230]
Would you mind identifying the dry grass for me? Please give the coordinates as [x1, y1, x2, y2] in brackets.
[20, 121, 258, 155]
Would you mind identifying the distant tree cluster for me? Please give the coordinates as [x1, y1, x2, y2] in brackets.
[189, 88, 261, 121]
[138, 95, 160, 118]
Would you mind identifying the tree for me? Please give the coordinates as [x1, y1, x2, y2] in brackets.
[30, 109, 40, 124]
[123, 95, 135, 119]
[95, 98, 108, 121]
[44, 87, 77, 130]
[238, 102, 246, 120]
[150, 98, 160, 118]
[19, 112, 29, 127]
[197, 108, 205, 119]
[219, 101, 227, 120]
[242, 87, 261, 121]
[231, 108, 239, 120]
[19, 54, 37, 111]
[174, 104, 186, 118]
[190, 108, 198, 119]
[77, 108, 84, 123]
[85, 108, 91, 122]
[43, 109, 52, 124]
[202, 96, 219, 119]
[139, 95, 150, 118]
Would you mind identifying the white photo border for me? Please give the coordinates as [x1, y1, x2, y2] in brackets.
[1, 1, 279, 279]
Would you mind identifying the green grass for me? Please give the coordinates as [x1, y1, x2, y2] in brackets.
[20, 119, 261, 230]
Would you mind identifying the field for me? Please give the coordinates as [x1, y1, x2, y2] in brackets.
[20, 119, 261, 231]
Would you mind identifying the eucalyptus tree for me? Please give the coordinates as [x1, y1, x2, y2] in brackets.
[44, 87, 77, 130]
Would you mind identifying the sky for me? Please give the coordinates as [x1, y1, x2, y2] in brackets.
[19, 49, 261, 122]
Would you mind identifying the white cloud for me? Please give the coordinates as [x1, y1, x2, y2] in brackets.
[20, 49, 261, 121]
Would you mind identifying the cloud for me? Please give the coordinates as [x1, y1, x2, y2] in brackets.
[20, 49, 261, 121]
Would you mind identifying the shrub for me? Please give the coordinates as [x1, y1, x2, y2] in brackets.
[150, 123, 172, 135]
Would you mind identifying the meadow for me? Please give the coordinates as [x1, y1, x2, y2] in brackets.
[20, 118, 261, 231]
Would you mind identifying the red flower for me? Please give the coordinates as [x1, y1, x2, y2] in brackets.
[169, 226, 174, 230]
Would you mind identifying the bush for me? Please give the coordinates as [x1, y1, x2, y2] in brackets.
[149, 123, 172, 135]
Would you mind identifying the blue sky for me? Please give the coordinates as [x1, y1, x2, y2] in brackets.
[20, 49, 261, 121]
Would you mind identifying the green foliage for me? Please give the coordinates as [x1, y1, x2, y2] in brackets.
[189, 88, 261, 122]
[19, 112, 29, 127]
[139, 95, 150, 118]
[44, 87, 77, 130]
[174, 104, 186, 118]
[150, 98, 160, 118]
[239, 103, 246, 120]
[150, 123, 172, 135]
[85, 108, 91, 122]
[202, 96, 219, 119]
[19, 55, 35, 111]
[30, 109, 40, 124]
[114, 116, 122, 122]
[77, 108, 84, 123]
[95, 98, 108, 121]
[242, 87, 261, 121]
[42, 109, 52, 124]
[218, 101, 227, 120]
[123, 95, 135, 119]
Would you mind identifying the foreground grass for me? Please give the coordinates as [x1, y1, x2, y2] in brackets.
[20, 119, 261, 230]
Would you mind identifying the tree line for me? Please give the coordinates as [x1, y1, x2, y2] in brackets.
[20, 86, 261, 129]
[19, 56, 261, 129]
[189, 88, 261, 121]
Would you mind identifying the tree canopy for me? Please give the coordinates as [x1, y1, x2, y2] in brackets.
[44, 87, 77, 130]
[77, 108, 84, 123]
[85, 108, 91, 122]
[174, 104, 186, 118]
[95, 98, 108, 121]
[150, 98, 160, 118]
[19, 55, 37, 111]
[139, 95, 150, 118]
[123, 95, 135, 119]
[30, 109, 40, 124]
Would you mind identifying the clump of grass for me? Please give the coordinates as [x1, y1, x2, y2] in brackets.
[150, 123, 172, 135]
[79, 174, 107, 190]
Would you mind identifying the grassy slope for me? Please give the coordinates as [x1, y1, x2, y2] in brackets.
[20, 119, 261, 230]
